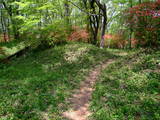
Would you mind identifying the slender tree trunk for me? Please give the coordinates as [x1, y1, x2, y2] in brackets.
[89, 0, 100, 45]
[64, 0, 70, 25]
[100, 4, 107, 48]
[0, 8, 7, 42]
[129, 0, 133, 49]
[7, 18, 10, 41]
[2, 0, 20, 40]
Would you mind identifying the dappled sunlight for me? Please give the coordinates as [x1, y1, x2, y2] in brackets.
[64, 46, 89, 63]
[0, 43, 116, 119]
[106, 48, 135, 57]
[0, 0, 160, 119]
[109, 51, 129, 57]
[123, 71, 148, 88]
[0, 42, 26, 59]
[42, 64, 54, 72]
[91, 50, 160, 120]
[62, 59, 115, 120]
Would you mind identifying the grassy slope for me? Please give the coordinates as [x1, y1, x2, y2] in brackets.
[0, 40, 25, 59]
[90, 49, 160, 120]
[0, 42, 116, 120]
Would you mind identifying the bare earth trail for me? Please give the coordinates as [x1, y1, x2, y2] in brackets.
[62, 59, 115, 120]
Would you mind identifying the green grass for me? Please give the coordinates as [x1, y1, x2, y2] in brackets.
[0, 40, 25, 60]
[90, 50, 160, 120]
[0, 40, 20, 48]
[0, 42, 116, 120]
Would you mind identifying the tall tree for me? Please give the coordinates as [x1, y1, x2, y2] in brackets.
[95, 0, 107, 48]
[129, 0, 133, 48]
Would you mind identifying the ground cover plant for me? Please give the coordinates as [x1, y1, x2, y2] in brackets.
[0, 42, 117, 120]
[0, 0, 160, 120]
[90, 49, 160, 120]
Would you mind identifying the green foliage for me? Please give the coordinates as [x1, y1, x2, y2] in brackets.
[90, 49, 160, 120]
[21, 20, 71, 49]
[0, 42, 116, 120]
[0, 0, 74, 47]
[40, 20, 70, 47]
[0, 41, 25, 60]
[125, 1, 160, 47]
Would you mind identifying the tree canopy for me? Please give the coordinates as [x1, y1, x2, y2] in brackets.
[0, 0, 159, 48]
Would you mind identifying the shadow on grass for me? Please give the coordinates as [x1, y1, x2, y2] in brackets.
[91, 51, 160, 120]
[0, 42, 119, 120]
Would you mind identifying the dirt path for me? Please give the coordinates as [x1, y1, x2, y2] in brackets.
[62, 59, 115, 120]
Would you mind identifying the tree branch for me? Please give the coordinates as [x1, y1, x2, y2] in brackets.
[68, 0, 102, 16]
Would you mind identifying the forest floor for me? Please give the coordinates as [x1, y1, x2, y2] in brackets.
[0, 42, 119, 120]
[62, 59, 115, 120]
[0, 40, 25, 59]
[90, 49, 160, 120]
[0, 42, 159, 120]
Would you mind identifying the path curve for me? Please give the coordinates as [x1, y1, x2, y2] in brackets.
[62, 59, 115, 120]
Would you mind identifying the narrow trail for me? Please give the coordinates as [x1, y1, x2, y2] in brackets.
[62, 59, 115, 120]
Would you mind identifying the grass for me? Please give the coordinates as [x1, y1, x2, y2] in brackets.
[0, 40, 25, 60]
[0, 40, 22, 48]
[0, 42, 116, 120]
[1, 42, 159, 120]
[90, 49, 160, 120]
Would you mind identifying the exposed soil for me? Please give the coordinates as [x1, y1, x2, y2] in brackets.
[62, 59, 115, 120]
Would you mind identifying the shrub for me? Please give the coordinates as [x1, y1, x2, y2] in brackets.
[41, 22, 69, 47]
[21, 20, 70, 49]
[104, 34, 127, 48]
[126, 0, 160, 47]
[68, 26, 89, 43]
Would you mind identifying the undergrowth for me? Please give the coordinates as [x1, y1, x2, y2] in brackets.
[0, 42, 116, 120]
[90, 50, 160, 120]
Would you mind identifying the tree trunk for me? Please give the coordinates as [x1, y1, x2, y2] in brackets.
[64, 0, 70, 25]
[100, 4, 107, 48]
[2, 0, 20, 40]
[129, 0, 133, 49]
[0, 7, 7, 42]
[139, 0, 142, 4]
